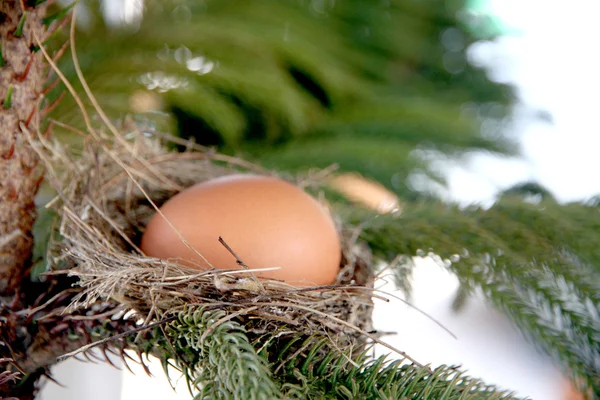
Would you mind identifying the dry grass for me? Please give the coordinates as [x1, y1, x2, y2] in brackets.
[31, 123, 377, 352]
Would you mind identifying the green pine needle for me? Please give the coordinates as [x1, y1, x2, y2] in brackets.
[14, 12, 26, 38]
[0, 43, 5, 67]
[42, 2, 76, 26]
[131, 307, 524, 399]
[3, 86, 13, 109]
[30, 208, 62, 281]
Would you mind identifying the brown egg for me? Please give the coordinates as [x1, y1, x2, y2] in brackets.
[141, 174, 342, 286]
[328, 173, 401, 214]
[563, 378, 589, 400]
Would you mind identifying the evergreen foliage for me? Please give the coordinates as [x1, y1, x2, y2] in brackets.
[49, 0, 516, 198]
[141, 307, 521, 399]
[271, 337, 519, 399]
[351, 197, 600, 394]
[165, 307, 280, 400]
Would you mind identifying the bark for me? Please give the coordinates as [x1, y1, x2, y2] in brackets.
[0, 3, 126, 399]
[0, 1, 47, 294]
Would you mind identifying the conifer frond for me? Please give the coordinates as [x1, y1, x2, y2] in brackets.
[272, 339, 521, 399]
[351, 198, 600, 394]
[47, 0, 516, 198]
[165, 307, 280, 400]
[143, 308, 521, 400]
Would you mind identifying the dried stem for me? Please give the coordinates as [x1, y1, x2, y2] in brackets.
[218, 236, 249, 269]
[56, 315, 178, 361]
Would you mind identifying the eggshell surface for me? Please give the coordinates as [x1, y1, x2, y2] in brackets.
[140, 174, 342, 286]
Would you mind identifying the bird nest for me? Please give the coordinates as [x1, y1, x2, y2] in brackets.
[36, 123, 378, 358]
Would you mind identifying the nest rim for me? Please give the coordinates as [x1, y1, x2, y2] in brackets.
[40, 129, 379, 354]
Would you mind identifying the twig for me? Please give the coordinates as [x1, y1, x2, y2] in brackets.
[56, 316, 177, 361]
[219, 236, 266, 292]
[369, 286, 457, 340]
[0, 358, 25, 375]
[199, 306, 259, 343]
[0, 230, 23, 250]
[85, 196, 142, 254]
[17, 288, 79, 317]
[65, 307, 124, 321]
[245, 301, 428, 370]
[218, 236, 248, 269]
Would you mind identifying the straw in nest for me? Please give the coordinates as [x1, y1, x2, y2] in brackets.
[45, 127, 376, 341]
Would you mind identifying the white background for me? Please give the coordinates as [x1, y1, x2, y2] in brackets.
[446, 0, 600, 205]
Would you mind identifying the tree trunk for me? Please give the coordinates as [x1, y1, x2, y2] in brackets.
[0, 1, 47, 294]
[0, 3, 80, 399]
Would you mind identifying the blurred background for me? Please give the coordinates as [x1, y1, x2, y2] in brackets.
[442, 0, 599, 205]
[39, 0, 598, 399]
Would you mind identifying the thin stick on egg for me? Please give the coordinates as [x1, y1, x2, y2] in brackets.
[218, 236, 265, 292]
[218, 236, 250, 270]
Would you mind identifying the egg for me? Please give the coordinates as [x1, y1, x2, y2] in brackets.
[563, 378, 588, 400]
[328, 173, 400, 214]
[140, 174, 342, 286]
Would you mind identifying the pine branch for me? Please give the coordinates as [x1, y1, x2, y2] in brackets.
[268, 335, 520, 399]
[152, 307, 521, 400]
[351, 198, 600, 395]
[46, 0, 517, 199]
[469, 260, 600, 395]
[165, 307, 281, 400]
[0, 287, 139, 398]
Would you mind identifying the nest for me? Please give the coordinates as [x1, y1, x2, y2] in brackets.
[38, 124, 377, 354]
